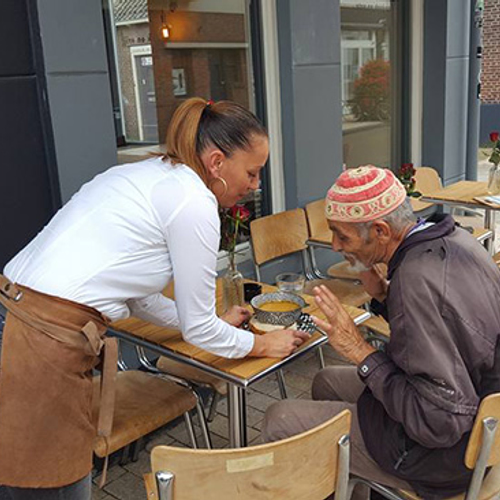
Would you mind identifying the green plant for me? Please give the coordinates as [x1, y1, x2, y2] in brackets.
[350, 59, 390, 122]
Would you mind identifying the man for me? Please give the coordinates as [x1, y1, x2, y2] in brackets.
[262, 166, 500, 499]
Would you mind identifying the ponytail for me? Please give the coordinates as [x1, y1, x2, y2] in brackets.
[165, 97, 267, 185]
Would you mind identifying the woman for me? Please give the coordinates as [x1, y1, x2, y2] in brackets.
[0, 98, 308, 499]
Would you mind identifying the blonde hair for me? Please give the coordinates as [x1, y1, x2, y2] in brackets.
[165, 97, 268, 185]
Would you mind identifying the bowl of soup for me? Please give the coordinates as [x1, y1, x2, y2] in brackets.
[250, 292, 307, 326]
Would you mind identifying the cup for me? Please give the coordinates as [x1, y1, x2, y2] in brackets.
[275, 272, 305, 295]
[244, 282, 262, 302]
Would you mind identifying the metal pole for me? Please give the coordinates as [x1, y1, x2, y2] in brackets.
[228, 384, 247, 447]
[466, 0, 484, 181]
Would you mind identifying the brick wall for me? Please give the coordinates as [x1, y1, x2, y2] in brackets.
[482, 0, 500, 104]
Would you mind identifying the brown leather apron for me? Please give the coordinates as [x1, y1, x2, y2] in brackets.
[0, 275, 118, 488]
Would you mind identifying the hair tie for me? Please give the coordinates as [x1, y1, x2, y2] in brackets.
[206, 99, 214, 107]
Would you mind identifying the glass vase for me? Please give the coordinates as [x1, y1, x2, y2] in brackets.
[488, 164, 500, 195]
[222, 261, 244, 312]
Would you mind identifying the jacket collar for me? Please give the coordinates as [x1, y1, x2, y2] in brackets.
[387, 214, 456, 279]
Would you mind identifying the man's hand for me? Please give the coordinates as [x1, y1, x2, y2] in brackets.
[250, 329, 310, 358]
[220, 305, 251, 327]
[359, 264, 388, 302]
[312, 285, 375, 365]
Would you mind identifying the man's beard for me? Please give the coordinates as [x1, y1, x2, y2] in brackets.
[341, 252, 371, 272]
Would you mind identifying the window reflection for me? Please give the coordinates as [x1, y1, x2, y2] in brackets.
[340, 0, 394, 168]
[108, 0, 262, 238]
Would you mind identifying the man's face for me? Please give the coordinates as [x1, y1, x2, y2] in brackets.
[328, 220, 382, 270]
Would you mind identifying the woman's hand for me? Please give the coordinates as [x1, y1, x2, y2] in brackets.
[359, 264, 388, 302]
[250, 329, 310, 358]
[220, 306, 251, 327]
[312, 285, 375, 365]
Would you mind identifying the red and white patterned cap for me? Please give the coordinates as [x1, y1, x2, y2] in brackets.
[325, 166, 407, 222]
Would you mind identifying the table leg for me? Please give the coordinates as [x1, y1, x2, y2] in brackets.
[485, 209, 496, 254]
[228, 383, 247, 448]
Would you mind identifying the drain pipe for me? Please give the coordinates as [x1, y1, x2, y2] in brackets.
[466, 0, 484, 181]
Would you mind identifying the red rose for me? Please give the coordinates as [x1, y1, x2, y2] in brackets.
[230, 205, 251, 221]
[490, 131, 499, 143]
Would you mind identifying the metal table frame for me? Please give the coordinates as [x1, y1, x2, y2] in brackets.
[420, 194, 497, 254]
[110, 309, 371, 447]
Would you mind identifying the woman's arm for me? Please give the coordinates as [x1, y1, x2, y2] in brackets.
[127, 293, 180, 328]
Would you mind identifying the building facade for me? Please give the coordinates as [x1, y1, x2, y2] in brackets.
[0, 0, 482, 270]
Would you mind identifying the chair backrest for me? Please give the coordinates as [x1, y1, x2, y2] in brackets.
[411, 167, 442, 213]
[250, 208, 309, 266]
[414, 166, 442, 194]
[465, 392, 500, 469]
[150, 409, 351, 500]
[304, 199, 331, 243]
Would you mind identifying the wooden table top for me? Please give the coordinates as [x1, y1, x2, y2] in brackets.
[421, 180, 490, 206]
[111, 280, 369, 382]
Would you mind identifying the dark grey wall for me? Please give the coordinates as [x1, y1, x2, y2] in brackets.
[0, 0, 61, 268]
[480, 103, 500, 145]
[277, 0, 343, 210]
[37, 0, 117, 202]
[422, 0, 473, 185]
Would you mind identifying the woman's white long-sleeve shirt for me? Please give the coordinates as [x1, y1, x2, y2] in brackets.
[4, 157, 254, 358]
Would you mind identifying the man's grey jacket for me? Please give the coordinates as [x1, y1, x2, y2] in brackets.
[357, 214, 500, 499]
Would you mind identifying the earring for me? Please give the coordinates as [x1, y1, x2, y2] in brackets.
[209, 177, 228, 198]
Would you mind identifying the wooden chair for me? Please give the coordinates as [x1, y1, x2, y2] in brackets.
[349, 393, 500, 500]
[413, 167, 493, 245]
[156, 356, 227, 422]
[92, 369, 210, 465]
[493, 252, 500, 268]
[145, 409, 351, 500]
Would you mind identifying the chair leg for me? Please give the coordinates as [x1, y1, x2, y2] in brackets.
[276, 370, 288, 399]
[131, 436, 142, 462]
[207, 391, 222, 423]
[184, 411, 198, 449]
[195, 396, 213, 449]
[348, 476, 404, 500]
[317, 346, 326, 369]
[119, 444, 131, 465]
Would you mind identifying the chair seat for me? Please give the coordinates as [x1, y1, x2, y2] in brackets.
[92, 370, 196, 457]
[396, 464, 500, 500]
[362, 315, 390, 338]
[327, 261, 361, 281]
[304, 279, 370, 308]
[156, 356, 228, 395]
[493, 252, 500, 266]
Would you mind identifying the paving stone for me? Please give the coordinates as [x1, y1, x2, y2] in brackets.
[144, 428, 177, 452]
[165, 420, 203, 446]
[251, 376, 279, 394]
[122, 450, 151, 478]
[246, 405, 265, 429]
[92, 464, 127, 487]
[209, 433, 229, 449]
[92, 484, 114, 500]
[246, 390, 280, 412]
[269, 384, 305, 400]
[102, 471, 148, 500]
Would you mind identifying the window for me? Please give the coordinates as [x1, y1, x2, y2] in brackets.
[104, 0, 267, 253]
[340, 0, 397, 168]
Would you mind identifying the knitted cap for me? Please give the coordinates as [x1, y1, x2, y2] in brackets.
[325, 166, 407, 222]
